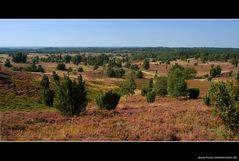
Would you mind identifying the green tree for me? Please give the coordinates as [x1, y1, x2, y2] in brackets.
[54, 74, 87, 117]
[188, 88, 200, 99]
[215, 65, 222, 76]
[204, 82, 239, 132]
[210, 67, 217, 78]
[63, 55, 72, 63]
[146, 91, 156, 103]
[130, 64, 139, 70]
[57, 63, 66, 70]
[40, 75, 54, 107]
[52, 71, 60, 83]
[31, 56, 39, 64]
[120, 76, 136, 104]
[12, 52, 27, 63]
[4, 59, 12, 67]
[183, 67, 197, 79]
[143, 59, 150, 70]
[72, 55, 81, 65]
[230, 59, 238, 67]
[167, 66, 187, 97]
[106, 67, 125, 78]
[153, 76, 168, 96]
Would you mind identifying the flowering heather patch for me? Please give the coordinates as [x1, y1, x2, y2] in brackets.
[1, 96, 231, 141]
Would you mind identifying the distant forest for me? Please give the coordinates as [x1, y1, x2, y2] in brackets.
[1, 47, 239, 62]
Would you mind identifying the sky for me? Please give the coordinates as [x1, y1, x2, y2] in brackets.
[0, 19, 239, 48]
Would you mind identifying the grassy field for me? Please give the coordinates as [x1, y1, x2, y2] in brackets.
[1, 53, 239, 141]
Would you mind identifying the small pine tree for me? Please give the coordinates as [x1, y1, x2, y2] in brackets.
[40, 75, 54, 107]
[54, 74, 87, 117]
[95, 91, 121, 110]
[4, 59, 12, 67]
[143, 59, 150, 70]
[167, 66, 187, 97]
[188, 88, 200, 99]
[153, 76, 168, 96]
[210, 67, 217, 78]
[215, 65, 222, 76]
[57, 63, 66, 70]
[146, 91, 156, 103]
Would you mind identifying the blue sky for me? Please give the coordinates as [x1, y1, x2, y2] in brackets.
[0, 19, 239, 48]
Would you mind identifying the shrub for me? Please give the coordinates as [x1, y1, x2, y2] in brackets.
[143, 59, 150, 70]
[230, 59, 238, 67]
[203, 96, 210, 106]
[215, 65, 222, 76]
[54, 74, 87, 117]
[4, 59, 12, 67]
[25, 64, 45, 73]
[42, 88, 54, 107]
[72, 55, 81, 65]
[78, 67, 84, 72]
[188, 88, 200, 99]
[130, 64, 139, 70]
[57, 63, 66, 70]
[167, 66, 187, 97]
[114, 68, 125, 78]
[141, 86, 150, 96]
[135, 70, 143, 78]
[95, 91, 121, 110]
[210, 67, 217, 78]
[63, 55, 72, 63]
[106, 67, 125, 78]
[146, 91, 156, 103]
[12, 52, 27, 63]
[183, 67, 197, 79]
[120, 76, 136, 97]
[40, 75, 54, 107]
[204, 81, 239, 132]
[153, 76, 168, 96]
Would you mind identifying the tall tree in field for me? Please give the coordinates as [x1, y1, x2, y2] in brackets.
[40, 75, 54, 107]
[143, 59, 150, 70]
[53, 73, 87, 117]
[167, 65, 187, 97]
[120, 76, 136, 105]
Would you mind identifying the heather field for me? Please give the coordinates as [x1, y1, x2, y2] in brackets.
[1, 52, 239, 141]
